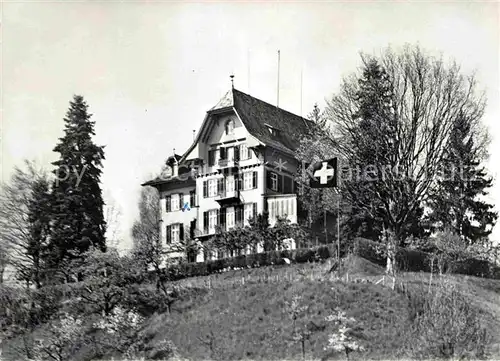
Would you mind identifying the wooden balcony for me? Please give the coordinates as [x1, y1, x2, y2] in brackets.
[266, 194, 297, 226]
[215, 189, 242, 206]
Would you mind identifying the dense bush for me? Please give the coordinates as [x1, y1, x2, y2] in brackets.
[354, 237, 499, 278]
[353, 238, 386, 267]
[162, 244, 336, 281]
[449, 258, 492, 278]
[396, 248, 432, 273]
[404, 281, 490, 359]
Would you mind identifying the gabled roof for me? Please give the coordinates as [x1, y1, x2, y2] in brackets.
[210, 89, 234, 111]
[144, 87, 315, 188]
[181, 88, 314, 161]
[230, 88, 314, 154]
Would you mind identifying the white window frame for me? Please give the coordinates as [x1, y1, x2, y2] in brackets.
[171, 223, 180, 243]
[244, 203, 253, 225]
[270, 172, 278, 191]
[226, 207, 235, 229]
[243, 172, 252, 190]
[171, 194, 180, 211]
[208, 209, 218, 232]
[208, 179, 217, 197]
[226, 176, 235, 193]
[239, 144, 250, 160]
[226, 119, 235, 135]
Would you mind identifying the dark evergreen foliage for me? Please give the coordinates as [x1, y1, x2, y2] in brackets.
[25, 177, 52, 288]
[428, 113, 497, 244]
[49, 95, 106, 271]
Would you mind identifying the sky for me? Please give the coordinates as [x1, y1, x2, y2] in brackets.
[2, 1, 499, 252]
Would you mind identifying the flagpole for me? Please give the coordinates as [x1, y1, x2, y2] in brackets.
[324, 190, 327, 245]
[337, 191, 340, 264]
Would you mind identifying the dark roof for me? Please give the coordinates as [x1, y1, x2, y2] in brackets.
[141, 176, 195, 188]
[230, 88, 313, 154]
[166, 154, 182, 166]
[144, 88, 314, 188]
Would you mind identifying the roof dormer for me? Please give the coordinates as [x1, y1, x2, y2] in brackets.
[265, 123, 280, 137]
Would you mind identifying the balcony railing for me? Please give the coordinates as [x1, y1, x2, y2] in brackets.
[215, 189, 242, 205]
[267, 194, 298, 226]
[218, 158, 239, 168]
[200, 221, 244, 236]
[216, 189, 239, 199]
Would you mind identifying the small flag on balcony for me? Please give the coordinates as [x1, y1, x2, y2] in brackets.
[182, 202, 191, 212]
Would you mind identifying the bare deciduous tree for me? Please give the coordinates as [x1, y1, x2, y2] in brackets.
[325, 45, 487, 274]
[103, 190, 123, 249]
[0, 160, 51, 286]
[131, 186, 165, 284]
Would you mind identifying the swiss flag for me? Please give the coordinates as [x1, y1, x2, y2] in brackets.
[309, 158, 338, 188]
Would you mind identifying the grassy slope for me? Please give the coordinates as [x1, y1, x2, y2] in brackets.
[142, 257, 500, 360]
[3, 257, 499, 360]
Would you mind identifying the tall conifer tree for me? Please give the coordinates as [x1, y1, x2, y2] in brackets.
[49, 95, 106, 270]
[428, 113, 497, 244]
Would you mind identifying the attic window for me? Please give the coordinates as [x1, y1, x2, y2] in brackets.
[225, 119, 235, 135]
[266, 125, 279, 136]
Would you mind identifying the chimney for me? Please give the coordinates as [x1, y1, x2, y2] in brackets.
[172, 148, 178, 177]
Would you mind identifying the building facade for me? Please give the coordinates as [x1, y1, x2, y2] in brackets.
[143, 86, 313, 262]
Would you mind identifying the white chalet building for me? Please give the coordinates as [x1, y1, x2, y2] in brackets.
[143, 86, 313, 262]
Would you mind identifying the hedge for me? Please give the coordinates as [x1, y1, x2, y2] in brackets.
[161, 244, 337, 282]
[354, 237, 500, 278]
[158, 238, 500, 282]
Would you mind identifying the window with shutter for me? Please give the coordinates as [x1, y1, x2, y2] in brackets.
[179, 223, 184, 241]
[208, 150, 215, 166]
[233, 146, 240, 161]
[208, 210, 217, 232]
[171, 194, 179, 211]
[252, 171, 258, 189]
[217, 178, 224, 195]
[266, 171, 273, 190]
[239, 144, 247, 160]
[220, 208, 227, 229]
[235, 175, 242, 191]
[190, 219, 196, 238]
[171, 223, 180, 242]
[208, 179, 217, 197]
[284, 176, 292, 193]
[203, 181, 208, 198]
[203, 211, 209, 233]
[235, 206, 242, 223]
[244, 203, 253, 224]
[243, 172, 253, 190]
[166, 225, 172, 244]
[270, 172, 278, 191]
[220, 147, 227, 160]
[278, 174, 283, 192]
[166, 195, 171, 212]
[179, 193, 183, 209]
[190, 190, 196, 207]
[253, 203, 257, 218]
[226, 176, 235, 193]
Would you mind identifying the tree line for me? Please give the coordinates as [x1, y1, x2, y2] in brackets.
[296, 45, 497, 274]
[0, 95, 106, 287]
